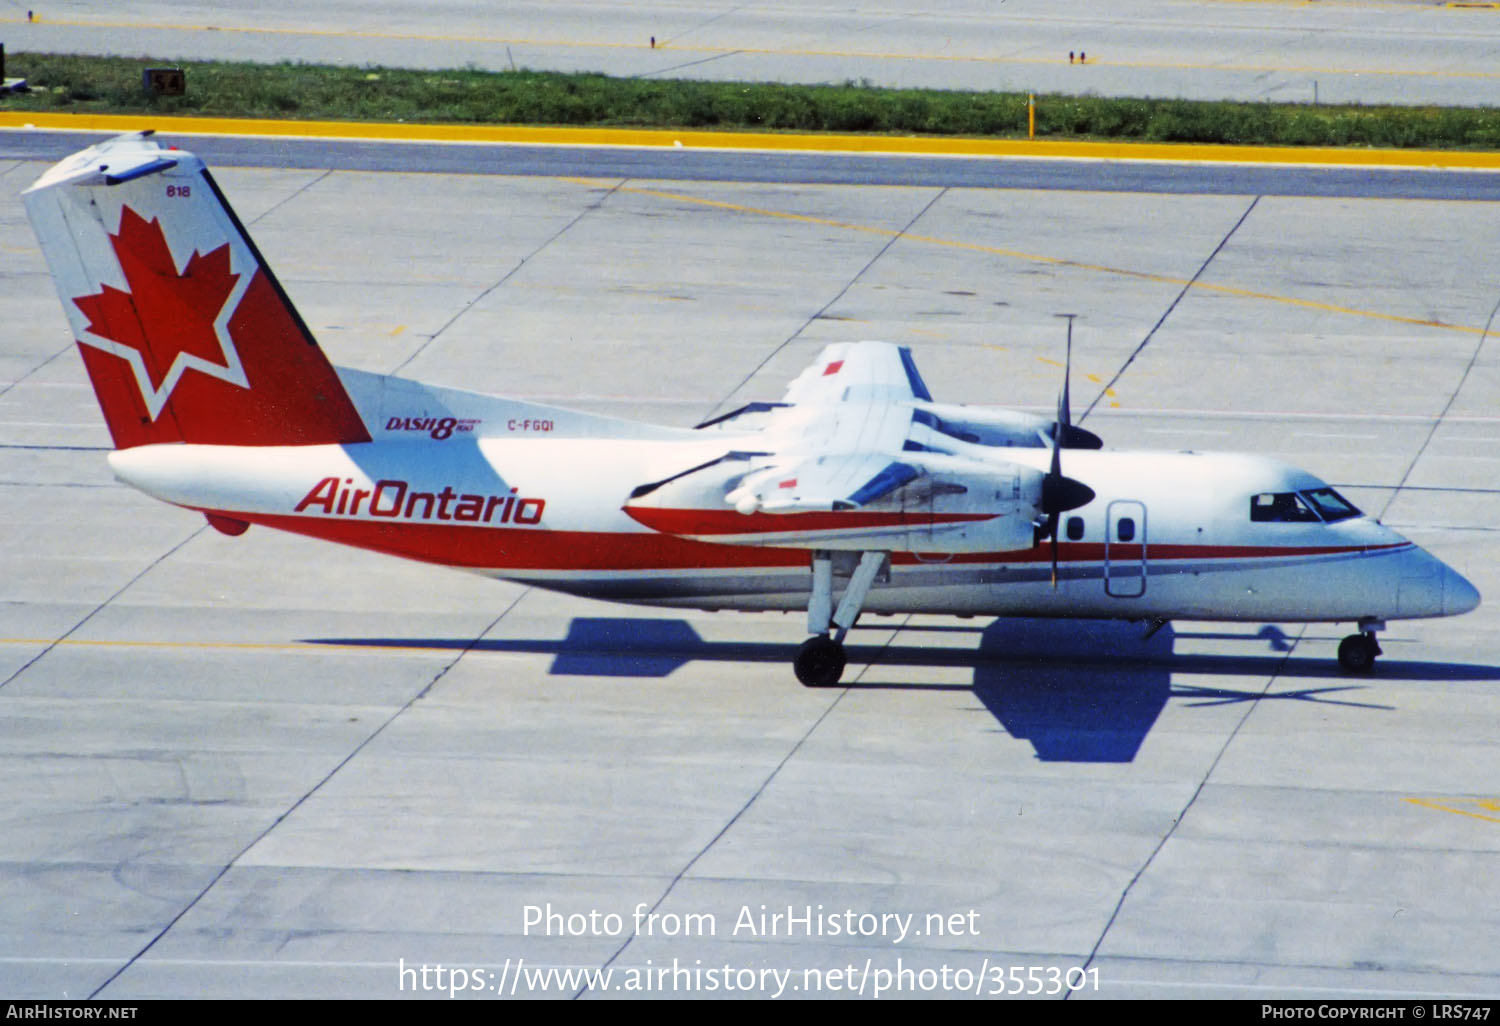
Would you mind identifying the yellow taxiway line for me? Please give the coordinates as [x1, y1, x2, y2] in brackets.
[1406, 797, 1500, 825]
[4, 110, 1500, 171]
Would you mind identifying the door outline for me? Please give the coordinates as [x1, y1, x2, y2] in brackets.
[1105, 500, 1148, 598]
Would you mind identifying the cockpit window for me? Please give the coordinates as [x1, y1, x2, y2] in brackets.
[1250, 492, 1321, 523]
[1250, 489, 1364, 524]
[1302, 487, 1361, 523]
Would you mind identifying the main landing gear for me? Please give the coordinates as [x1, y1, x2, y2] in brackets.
[795, 635, 846, 687]
[794, 550, 887, 687]
[1337, 618, 1384, 674]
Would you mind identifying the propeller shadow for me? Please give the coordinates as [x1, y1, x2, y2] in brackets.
[308, 617, 1500, 763]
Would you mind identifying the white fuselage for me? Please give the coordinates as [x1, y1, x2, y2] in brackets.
[106, 431, 1477, 627]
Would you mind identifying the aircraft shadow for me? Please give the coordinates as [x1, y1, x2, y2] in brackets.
[310, 617, 1500, 764]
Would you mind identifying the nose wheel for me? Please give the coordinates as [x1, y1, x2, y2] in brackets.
[1337, 624, 1383, 674]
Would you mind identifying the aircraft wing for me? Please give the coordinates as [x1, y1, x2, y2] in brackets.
[780, 341, 933, 406]
[623, 340, 1089, 551]
[698, 341, 1090, 453]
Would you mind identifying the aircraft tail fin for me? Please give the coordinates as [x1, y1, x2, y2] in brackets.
[23, 133, 371, 449]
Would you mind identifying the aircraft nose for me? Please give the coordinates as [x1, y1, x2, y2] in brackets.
[1443, 563, 1481, 616]
[1394, 546, 1480, 619]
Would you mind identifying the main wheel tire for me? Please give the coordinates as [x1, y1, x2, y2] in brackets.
[1337, 633, 1378, 674]
[794, 635, 846, 687]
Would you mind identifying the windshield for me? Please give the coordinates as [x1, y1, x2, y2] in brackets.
[1302, 487, 1361, 523]
[1250, 488, 1363, 524]
[1250, 492, 1320, 523]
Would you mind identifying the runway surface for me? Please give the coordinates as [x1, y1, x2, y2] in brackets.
[3, 132, 1500, 999]
[8, 0, 1500, 106]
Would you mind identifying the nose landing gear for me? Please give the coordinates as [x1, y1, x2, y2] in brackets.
[1337, 618, 1384, 673]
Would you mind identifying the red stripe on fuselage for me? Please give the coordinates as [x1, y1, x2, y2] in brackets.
[209, 509, 1410, 574]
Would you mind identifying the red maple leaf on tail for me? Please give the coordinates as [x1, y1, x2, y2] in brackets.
[67, 202, 369, 449]
[72, 206, 242, 394]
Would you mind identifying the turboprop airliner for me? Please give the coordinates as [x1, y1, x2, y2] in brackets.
[23, 134, 1480, 686]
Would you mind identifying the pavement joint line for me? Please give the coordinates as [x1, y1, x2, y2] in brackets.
[244, 166, 331, 228]
[1378, 292, 1500, 521]
[1071, 623, 1307, 993]
[0, 341, 77, 404]
[604, 182, 1490, 338]
[390, 179, 626, 376]
[1082, 194, 1262, 421]
[86, 592, 527, 999]
[5, 112, 1500, 172]
[0, 524, 208, 693]
[573, 616, 907, 1000]
[700, 185, 950, 421]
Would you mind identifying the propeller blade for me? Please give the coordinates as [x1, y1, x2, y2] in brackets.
[1048, 314, 1103, 449]
[1059, 321, 1073, 431]
[1044, 314, 1091, 589]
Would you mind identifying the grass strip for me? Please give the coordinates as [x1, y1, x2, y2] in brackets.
[4, 52, 1500, 150]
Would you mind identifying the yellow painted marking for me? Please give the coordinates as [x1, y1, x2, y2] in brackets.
[388, 324, 407, 337]
[4, 110, 1500, 173]
[610, 183, 1489, 337]
[9, 15, 1500, 82]
[1036, 356, 1065, 369]
[1405, 796, 1500, 824]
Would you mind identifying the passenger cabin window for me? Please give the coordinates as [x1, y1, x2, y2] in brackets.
[1066, 517, 1084, 541]
[1250, 492, 1321, 523]
[1117, 517, 1135, 542]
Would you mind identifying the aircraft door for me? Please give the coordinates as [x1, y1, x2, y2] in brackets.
[1104, 500, 1147, 598]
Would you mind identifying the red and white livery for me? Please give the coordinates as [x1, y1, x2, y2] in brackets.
[24, 134, 1479, 685]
